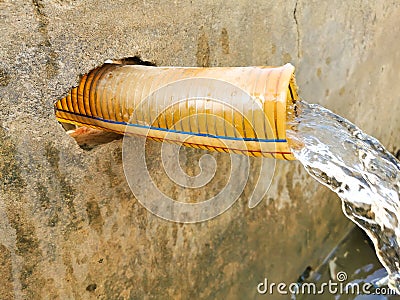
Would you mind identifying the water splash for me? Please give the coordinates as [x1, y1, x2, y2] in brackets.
[286, 101, 400, 293]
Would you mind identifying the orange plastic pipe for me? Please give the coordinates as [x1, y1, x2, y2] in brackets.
[55, 63, 299, 160]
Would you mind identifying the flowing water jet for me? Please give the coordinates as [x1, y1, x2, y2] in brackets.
[287, 101, 400, 293]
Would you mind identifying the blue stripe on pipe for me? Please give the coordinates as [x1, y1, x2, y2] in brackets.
[56, 108, 287, 143]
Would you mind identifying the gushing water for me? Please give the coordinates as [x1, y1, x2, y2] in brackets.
[286, 101, 400, 293]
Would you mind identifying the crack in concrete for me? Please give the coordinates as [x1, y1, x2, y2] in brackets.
[32, 0, 49, 35]
[293, 0, 300, 59]
[31, 0, 59, 79]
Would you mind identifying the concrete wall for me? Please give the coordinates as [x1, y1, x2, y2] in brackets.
[0, 1, 399, 299]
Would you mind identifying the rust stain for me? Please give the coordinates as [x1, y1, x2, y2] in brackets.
[220, 28, 230, 54]
[196, 27, 210, 67]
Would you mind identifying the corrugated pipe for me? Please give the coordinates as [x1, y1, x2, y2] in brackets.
[55, 62, 299, 160]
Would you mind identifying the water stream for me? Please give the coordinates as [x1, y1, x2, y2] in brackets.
[286, 101, 400, 293]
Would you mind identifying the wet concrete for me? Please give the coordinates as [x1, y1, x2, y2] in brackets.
[298, 227, 400, 300]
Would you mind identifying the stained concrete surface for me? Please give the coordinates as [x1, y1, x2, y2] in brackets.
[0, 1, 399, 299]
